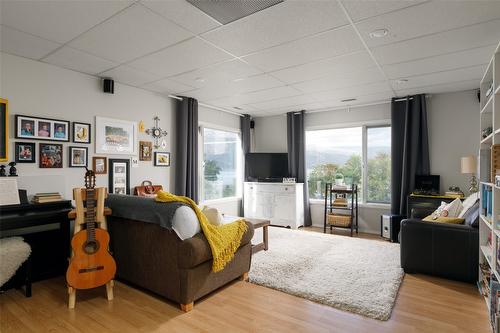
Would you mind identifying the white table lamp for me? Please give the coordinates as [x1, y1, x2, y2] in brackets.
[461, 156, 478, 193]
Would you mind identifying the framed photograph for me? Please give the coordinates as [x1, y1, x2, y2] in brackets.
[73, 122, 91, 144]
[93, 156, 107, 175]
[139, 141, 152, 161]
[69, 146, 88, 168]
[15, 142, 36, 163]
[15, 115, 70, 141]
[131, 157, 139, 168]
[109, 159, 130, 195]
[39, 143, 63, 168]
[95, 117, 137, 155]
[0, 98, 8, 162]
[154, 152, 170, 167]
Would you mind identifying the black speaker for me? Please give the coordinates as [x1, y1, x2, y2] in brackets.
[250, 120, 255, 129]
[103, 78, 114, 94]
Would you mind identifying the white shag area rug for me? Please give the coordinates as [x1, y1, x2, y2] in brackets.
[0, 237, 31, 287]
[249, 227, 404, 321]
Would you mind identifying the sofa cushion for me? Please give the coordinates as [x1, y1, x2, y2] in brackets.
[178, 221, 254, 269]
[422, 215, 465, 224]
[442, 198, 463, 217]
[172, 206, 200, 240]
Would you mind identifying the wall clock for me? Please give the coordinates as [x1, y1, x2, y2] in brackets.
[145, 116, 168, 149]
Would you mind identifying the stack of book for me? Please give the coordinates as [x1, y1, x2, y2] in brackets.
[32, 192, 63, 203]
[444, 191, 465, 198]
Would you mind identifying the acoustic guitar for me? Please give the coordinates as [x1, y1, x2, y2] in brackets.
[66, 169, 116, 290]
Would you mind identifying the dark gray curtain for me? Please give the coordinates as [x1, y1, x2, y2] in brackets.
[240, 114, 251, 215]
[287, 110, 312, 227]
[175, 97, 199, 203]
[391, 94, 430, 216]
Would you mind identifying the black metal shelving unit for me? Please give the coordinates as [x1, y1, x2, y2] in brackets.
[323, 183, 358, 236]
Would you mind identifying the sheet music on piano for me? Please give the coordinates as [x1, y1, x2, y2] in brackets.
[0, 178, 20, 206]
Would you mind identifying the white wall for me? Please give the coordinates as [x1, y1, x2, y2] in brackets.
[427, 90, 480, 193]
[253, 115, 287, 152]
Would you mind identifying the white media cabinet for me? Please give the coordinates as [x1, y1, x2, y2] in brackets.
[243, 182, 304, 229]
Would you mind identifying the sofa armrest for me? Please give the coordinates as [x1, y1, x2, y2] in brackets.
[410, 207, 435, 219]
[400, 219, 478, 283]
[178, 221, 255, 269]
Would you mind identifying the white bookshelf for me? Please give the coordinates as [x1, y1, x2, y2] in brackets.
[479, 42, 500, 326]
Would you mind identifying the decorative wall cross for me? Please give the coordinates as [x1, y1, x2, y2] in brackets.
[145, 116, 168, 149]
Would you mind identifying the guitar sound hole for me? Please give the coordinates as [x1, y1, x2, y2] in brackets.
[83, 240, 100, 254]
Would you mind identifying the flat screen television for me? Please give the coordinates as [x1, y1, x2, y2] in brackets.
[245, 153, 289, 182]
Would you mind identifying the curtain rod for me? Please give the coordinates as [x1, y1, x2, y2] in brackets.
[168, 94, 245, 117]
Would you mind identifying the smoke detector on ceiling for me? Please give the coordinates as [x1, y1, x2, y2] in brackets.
[369, 29, 388, 38]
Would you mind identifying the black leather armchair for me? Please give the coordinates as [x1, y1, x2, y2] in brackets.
[400, 202, 479, 283]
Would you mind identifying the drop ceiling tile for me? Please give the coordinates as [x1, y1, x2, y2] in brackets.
[390, 65, 485, 91]
[141, 0, 221, 34]
[271, 51, 374, 84]
[42, 46, 117, 75]
[170, 59, 263, 89]
[69, 4, 193, 63]
[1, 0, 133, 43]
[357, 1, 500, 47]
[319, 91, 395, 110]
[100, 65, 163, 87]
[292, 67, 386, 94]
[249, 94, 318, 111]
[242, 26, 364, 72]
[142, 78, 195, 94]
[128, 37, 232, 77]
[341, 0, 426, 22]
[206, 86, 302, 107]
[395, 79, 479, 96]
[201, 1, 349, 56]
[383, 44, 495, 79]
[371, 19, 500, 65]
[0, 25, 61, 60]
[309, 81, 393, 102]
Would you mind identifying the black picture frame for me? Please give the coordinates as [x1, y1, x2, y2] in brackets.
[15, 114, 70, 142]
[108, 158, 130, 195]
[154, 152, 170, 167]
[68, 146, 88, 168]
[72, 122, 91, 144]
[39, 143, 63, 168]
[15, 142, 36, 163]
[0, 98, 8, 162]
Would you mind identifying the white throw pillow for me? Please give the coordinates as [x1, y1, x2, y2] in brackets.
[431, 201, 448, 219]
[201, 206, 223, 226]
[172, 206, 200, 240]
[458, 192, 480, 218]
[442, 198, 463, 218]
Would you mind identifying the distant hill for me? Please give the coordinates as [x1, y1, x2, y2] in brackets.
[306, 146, 390, 170]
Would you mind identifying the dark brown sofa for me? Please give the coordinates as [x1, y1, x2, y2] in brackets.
[107, 216, 254, 311]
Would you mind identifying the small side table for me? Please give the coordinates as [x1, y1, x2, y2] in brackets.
[223, 216, 271, 254]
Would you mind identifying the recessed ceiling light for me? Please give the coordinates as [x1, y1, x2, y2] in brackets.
[395, 79, 409, 84]
[341, 98, 357, 102]
[195, 77, 205, 83]
[369, 28, 388, 38]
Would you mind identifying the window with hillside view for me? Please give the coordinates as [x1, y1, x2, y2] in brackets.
[306, 125, 391, 204]
[202, 127, 241, 201]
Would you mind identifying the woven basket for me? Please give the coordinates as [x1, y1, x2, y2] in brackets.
[492, 144, 500, 182]
[327, 213, 352, 227]
[332, 197, 348, 208]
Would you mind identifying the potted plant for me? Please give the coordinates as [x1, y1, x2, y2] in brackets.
[335, 173, 344, 186]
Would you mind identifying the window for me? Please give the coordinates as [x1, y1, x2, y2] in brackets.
[201, 127, 242, 201]
[306, 125, 391, 204]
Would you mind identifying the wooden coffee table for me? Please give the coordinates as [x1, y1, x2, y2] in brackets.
[244, 217, 271, 254]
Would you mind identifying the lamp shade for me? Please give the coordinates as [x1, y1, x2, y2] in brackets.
[461, 156, 477, 174]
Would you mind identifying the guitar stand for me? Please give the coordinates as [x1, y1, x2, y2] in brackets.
[67, 187, 114, 309]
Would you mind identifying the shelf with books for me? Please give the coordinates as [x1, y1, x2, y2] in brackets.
[482, 244, 494, 268]
[482, 214, 494, 230]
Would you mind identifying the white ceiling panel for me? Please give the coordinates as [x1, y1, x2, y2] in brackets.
[142, 78, 195, 94]
[319, 91, 395, 110]
[248, 94, 319, 111]
[341, 0, 427, 22]
[383, 44, 495, 80]
[371, 19, 500, 65]
[0, 25, 61, 60]
[69, 4, 193, 63]
[292, 67, 386, 94]
[201, 1, 349, 56]
[1, 0, 133, 43]
[242, 26, 364, 72]
[141, 0, 221, 34]
[264, 101, 327, 114]
[390, 65, 486, 91]
[271, 51, 374, 84]
[128, 37, 232, 78]
[357, 1, 500, 48]
[309, 81, 393, 102]
[170, 59, 263, 89]
[395, 79, 479, 96]
[42, 46, 117, 75]
[100, 65, 163, 87]
[207, 86, 302, 108]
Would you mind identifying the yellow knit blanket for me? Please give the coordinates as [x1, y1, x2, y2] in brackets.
[155, 191, 248, 272]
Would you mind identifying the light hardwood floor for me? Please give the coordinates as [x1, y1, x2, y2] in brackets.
[0, 231, 491, 333]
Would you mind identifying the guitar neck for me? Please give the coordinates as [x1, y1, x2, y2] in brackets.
[86, 188, 96, 241]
